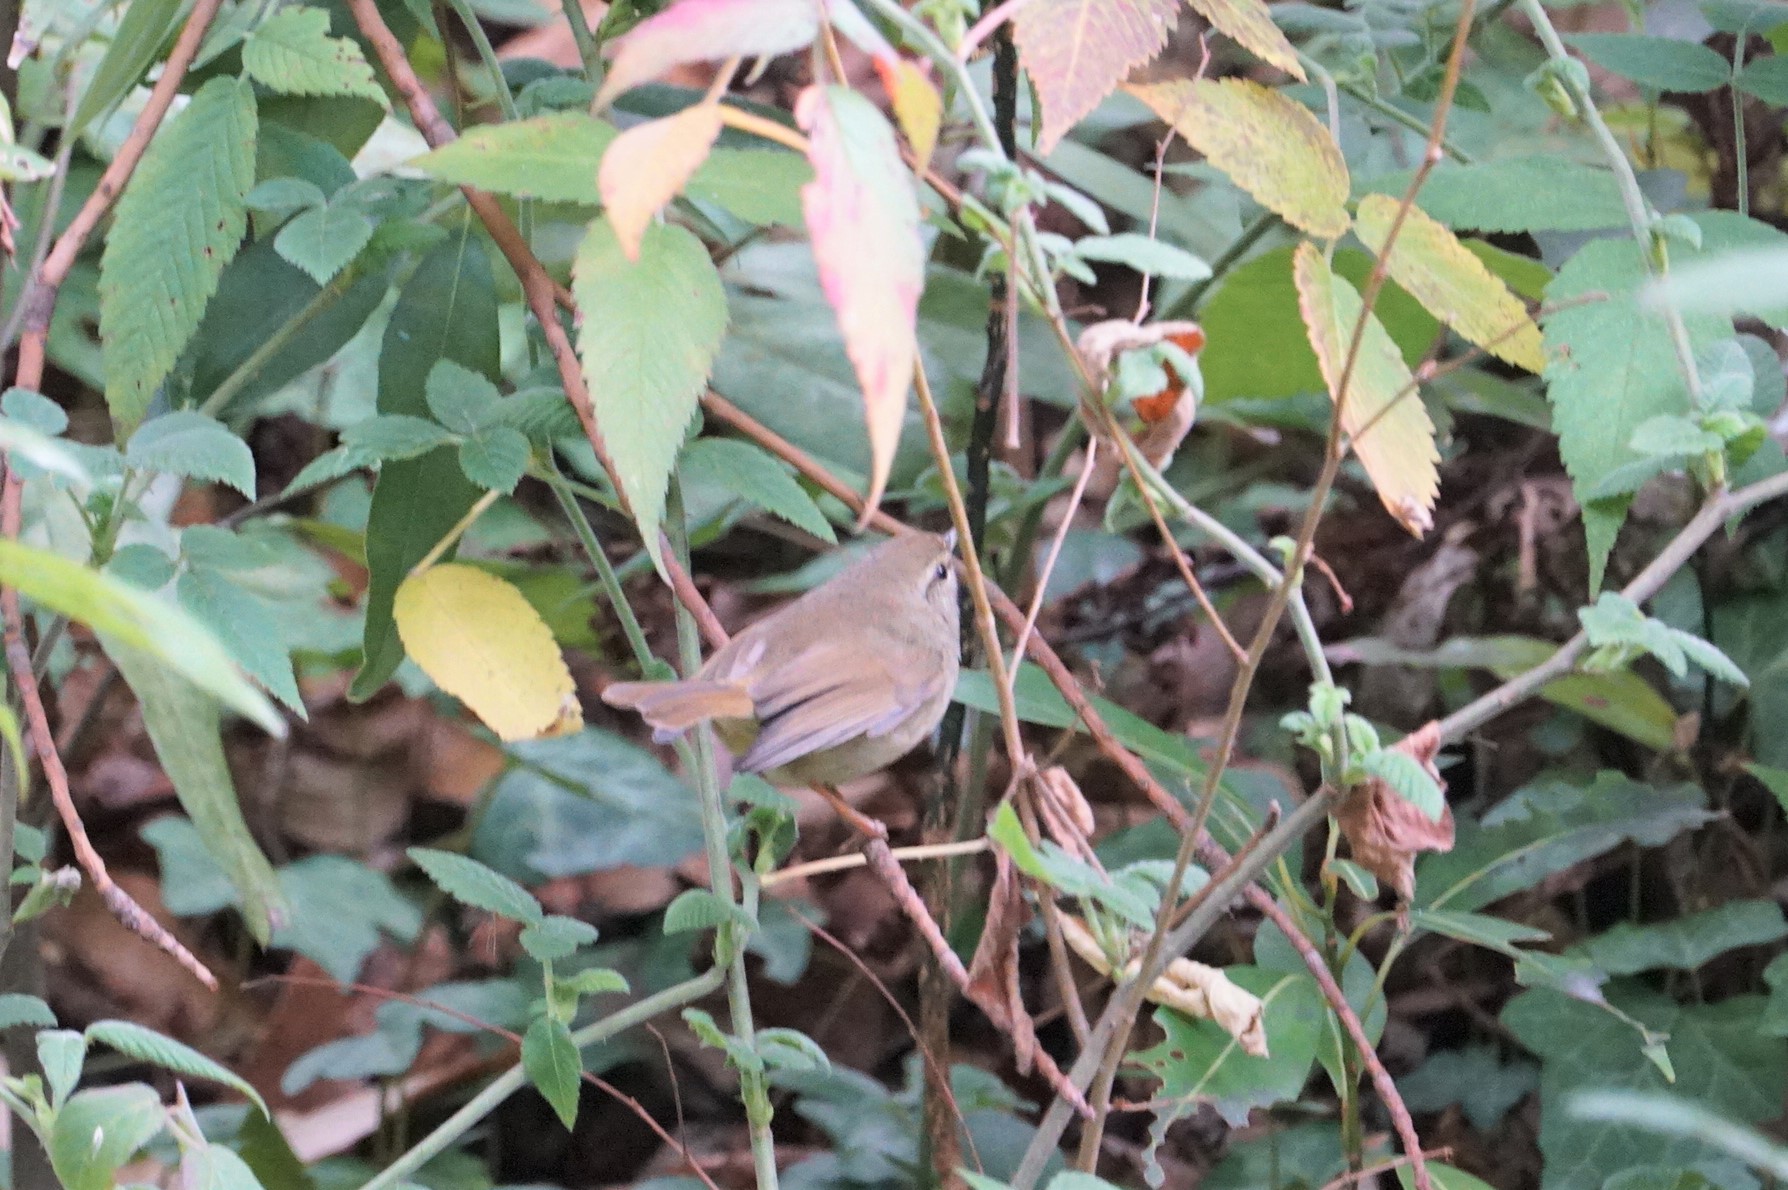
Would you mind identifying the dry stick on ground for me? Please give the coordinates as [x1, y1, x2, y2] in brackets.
[0, 0, 229, 988]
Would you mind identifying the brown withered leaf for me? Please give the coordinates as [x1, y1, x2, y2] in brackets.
[965, 845, 1038, 1073]
[1335, 720, 1455, 899]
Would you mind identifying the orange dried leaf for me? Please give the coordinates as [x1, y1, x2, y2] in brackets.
[1128, 78, 1350, 241]
[1015, 0, 1178, 154]
[797, 85, 924, 522]
[1185, 0, 1304, 79]
[598, 105, 724, 260]
[1355, 195, 1546, 373]
[1335, 722, 1455, 900]
[875, 57, 942, 173]
[394, 564, 583, 743]
[1293, 241, 1439, 535]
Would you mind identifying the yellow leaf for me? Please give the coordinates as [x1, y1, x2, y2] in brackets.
[1184, 0, 1305, 80]
[598, 105, 724, 260]
[876, 58, 942, 173]
[394, 563, 583, 742]
[1128, 78, 1350, 241]
[1355, 195, 1546, 373]
[1293, 242, 1439, 536]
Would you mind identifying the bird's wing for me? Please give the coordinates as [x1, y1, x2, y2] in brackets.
[736, 643, 945, 775]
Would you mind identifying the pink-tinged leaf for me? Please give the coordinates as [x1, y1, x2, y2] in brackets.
[797, 85, 923, 521]
[1129, 78, 1350, 240]
[875, 57, 942, 172]
[597, 0, 821, 108]
[1354, 195, 1546, 373]
[1185, 0, 1305, 79]
[599, 104, 724, 260]
[1015, 0, 1178, 154]
[1293, 241, 1439, 537]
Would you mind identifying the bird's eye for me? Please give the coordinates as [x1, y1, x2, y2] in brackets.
[933, 561, 949, 582]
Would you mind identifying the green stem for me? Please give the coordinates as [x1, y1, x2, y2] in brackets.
[559, 0, 602, 84]
[539, 458, 654, 670]
[664, 475, 779, 1190]
[357, 967, 726, 1190]
[197, 268, 357, 418]
[1338, 80, 1476, 163]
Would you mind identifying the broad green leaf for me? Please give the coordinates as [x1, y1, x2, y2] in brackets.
[522, 1016, 582, 1129]
[0, 540, 280, 732]
[518, 914, 599, 962]
[596, 0, 820, 106]
[274, 855, 424, 981]
[426, 359, 502, 430]
[1504, 987, 1787, 1190]
[49, 1085, 166, 1190]
[598, 104, 724, 259]
[1418, 773, 1713, 912]
[796, 86, 924, 521]
[1015, 0, 1179, 153]
[1129, 78, 1350, 240]
[273, 202, 375, 285]
[572, 219, 726, 571]
[1360, 747, 1445, 820]
[68, 0, 185, 139]
[1131, 966, 1326, 1126]
[104, 639, 287, 943]
[0, 993, 55, 1030]
[662, 887, 757, 934]
[85, 1020, 269, 1116]
[1398, 1045, 1539, 1133]
[1736, 53, 1788, 102]
[680, 437, 836, 542]
[1568, 33, 1731, 92]
[125, 411, 256, 498]
[1397, 1163, 1498, 1190]
[99, 77, 257, 437]
[345, 414, 457, 462]
[408, 846, 544, 924]
[1185, 0, 1304, 78]
[1361, 156, 1627, 233]
[1543, 238, 1722, 589]
[176, 1139, 266, 1190]
[1573, 901, 1788, 975]
[472, 730, 704, 880]
[1354, 195, 1545, 373]
[353, 232, 498, 698]
[458, 427, 530, 493]
[407, 113, 616, 203]
[686, 147, 811, 226]
[1072, 233, 1211, 281]
[177, 569, 303, 713]
[39, 1030, 85, 1108]
[394, 563, 580, 741]
[1294, 241, 1439, 535]
[242, 7, 388, 105]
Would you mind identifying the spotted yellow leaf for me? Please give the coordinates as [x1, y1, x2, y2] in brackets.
[394, 563, 583, 741]
[1128, 78, 1349, 241]
[1354, 195, 1546, 373]
[1185, 0, 1304, 80]
[1293, 241, 1439, 536]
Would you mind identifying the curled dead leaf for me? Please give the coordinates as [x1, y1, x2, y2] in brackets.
[1058, 915, 1266, 1055]
[1335, 720, 1455, 900]
[1075, 319, 1206, 470]
[1034, 765, 1096, 853]
[965, 844, 1039, 1073]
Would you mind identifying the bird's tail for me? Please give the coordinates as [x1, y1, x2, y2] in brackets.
[602, 679, 754, 738]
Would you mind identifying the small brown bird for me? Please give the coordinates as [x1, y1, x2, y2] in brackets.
[603, 531, 961, 786]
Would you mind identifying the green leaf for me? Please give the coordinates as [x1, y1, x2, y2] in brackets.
[573, 219, 727, 573]
[99, 78, 257, 438]
[273, 202, 376, 285]
[39, 1029, 86, 1108]
[679, 437, 836, 542]
[458, 427, 530, 494]
[425, 360, 502, 431]
[1504, 987, 1787, 1190]
[1736, 53, 1788, 102]
[126, 411, 256, 499]
[353, 232, 497, 698]
[521, 1016, 582, 1130]
[1130, 967, 1327, 1126]
[662, 887, 756, 935]
[1363, 156, 1627, 234]
[519, 914, 599, 962]
[177, 569, 303, 713]
[274, 855, 423, 981]
[1568, 33, 1731, 92]
[0, 993, 55, 1030]
[756, 1027, 832, 1073]
[176, 1138, 267, 1190]
[1359, 748, 1445, 821]
[68, 0, 186, 139]
[1071, 233, 1211, 281]
[49, 1085, 166, 1190]
[86, 1020, 269, 1116]
[408, 847, 543, 924]
[1747, 763, 1788, 817]
[1574, 901, 1788, 975]
[0, 540, 281, 732]
[242, 7, 388, 104]
[687, 148, 811, 226]
[1398, 1044, 1539, 1133]
[343, 414, 457, 462]
[409, 113, 616, 203]
[104, 639, 288, 943]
